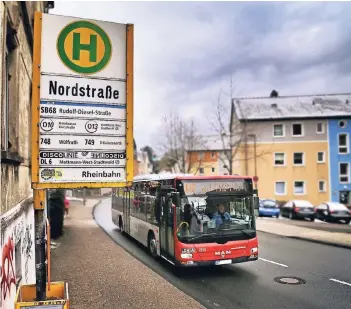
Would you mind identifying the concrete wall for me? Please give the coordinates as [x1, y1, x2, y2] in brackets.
[0, 198, 35, 309]
[235, 141, 329, 205]
[230, 115, 330, 205]
[0, 2, 49, 308]
[243, 119, 328, 144]
[187, 150, 231, 176]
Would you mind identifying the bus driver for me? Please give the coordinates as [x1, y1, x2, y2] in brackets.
[212, 204, 232, 227]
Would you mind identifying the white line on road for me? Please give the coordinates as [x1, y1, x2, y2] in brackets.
[259, 257, 289, 268]
[329, 278, 351, 287]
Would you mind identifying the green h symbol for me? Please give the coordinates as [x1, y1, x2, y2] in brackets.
[72, 32, 97, 62]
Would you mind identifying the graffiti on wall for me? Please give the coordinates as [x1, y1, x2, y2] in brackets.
[12, 221, 24, 245]
[0, 237, 16, 301]
[21, 224, 33, 282]
[1, 200, 36, 308]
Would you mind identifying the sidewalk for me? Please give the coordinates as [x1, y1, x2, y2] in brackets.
[51, 198, 204, 309]
[256, 219, 351, 249]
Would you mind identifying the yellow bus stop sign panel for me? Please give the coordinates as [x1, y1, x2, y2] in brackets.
[57, 21, 112, 74]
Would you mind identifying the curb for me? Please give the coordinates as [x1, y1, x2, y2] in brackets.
[286, 236, 351, 250]
[91, 198, 108, 219]
[258, 230, 351, 250]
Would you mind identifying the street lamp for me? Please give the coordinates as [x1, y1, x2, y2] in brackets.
[247, 134, 257, 189]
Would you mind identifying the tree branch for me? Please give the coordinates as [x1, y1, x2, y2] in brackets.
[159, 112, 203, 174]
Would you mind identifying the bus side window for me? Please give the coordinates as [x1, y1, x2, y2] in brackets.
[147, 188, 157, 224]
[155, 191, 161, 223]
[139, 196, 146, 221]
[131, 183, 140, 218]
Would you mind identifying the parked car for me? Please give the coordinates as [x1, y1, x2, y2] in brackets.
[315, 202, 351, 224]
[280, 200, 315, 221]
[258, 199, 280, 218]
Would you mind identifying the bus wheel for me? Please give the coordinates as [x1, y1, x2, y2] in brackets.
[148, 232, 158, 258]
[118, 216, 124, 233]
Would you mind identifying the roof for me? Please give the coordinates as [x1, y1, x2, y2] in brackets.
[187, 135, 230, 151]
[133, 174, 252, 181]
[233, 93, 351, 121]
[134, 173, 194, 181]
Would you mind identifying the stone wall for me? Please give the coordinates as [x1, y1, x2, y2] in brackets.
[0, 2, 52, 308]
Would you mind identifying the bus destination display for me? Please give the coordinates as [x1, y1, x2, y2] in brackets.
[182, 180, 249, 196]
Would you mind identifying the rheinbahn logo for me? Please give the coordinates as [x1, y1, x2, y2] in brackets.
[57, 20, 112, 74]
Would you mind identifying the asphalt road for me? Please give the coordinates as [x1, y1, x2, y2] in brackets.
[95, 199, 351, 309]
[259, 216, 351, 234]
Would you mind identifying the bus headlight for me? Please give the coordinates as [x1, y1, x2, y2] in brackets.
[251, 247, 258, 254]
[181, 248, 195, 259]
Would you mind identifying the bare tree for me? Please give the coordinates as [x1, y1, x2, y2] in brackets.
[160, 112, 203, 174]
[207, 77, 271, 175]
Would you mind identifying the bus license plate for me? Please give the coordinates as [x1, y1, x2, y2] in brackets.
[215, 259, 232, 265]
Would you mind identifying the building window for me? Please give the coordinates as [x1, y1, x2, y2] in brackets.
[318, 181, 326, 192]
[199, 168, 204, 174]
[338, 133, 349, 154]
[274, 153, 285, 166]
[317, 152, 325, 163]
[2, 47, 10, 150]
[339, 163, 349, 183]
[275, 181, 286, 195]
[211, 151, 216, 158]
[199, 152, 204, 160]
[338, 120, 347, 128]
[211, 167, 215, 173]
[316, 122, 324, 133]
[2, 22, 19, 152]
[293, 152, 304, 165]
[294, 181, 306, 195]
[292, 123, 303, 136]
[273, 124, 284, 137]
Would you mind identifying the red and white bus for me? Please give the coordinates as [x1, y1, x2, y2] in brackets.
[112, 174, 259, 267]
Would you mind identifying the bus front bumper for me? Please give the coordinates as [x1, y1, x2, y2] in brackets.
[176, 255, 258, 267]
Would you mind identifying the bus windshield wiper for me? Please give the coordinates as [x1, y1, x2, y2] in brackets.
[231, 229, 255, 237]
[187, 232, 217, 241]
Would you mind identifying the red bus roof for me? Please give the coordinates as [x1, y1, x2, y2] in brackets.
[175, 175, 252, 180]
[133, 173, 252, 182]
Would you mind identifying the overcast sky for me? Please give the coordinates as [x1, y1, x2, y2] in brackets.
[52, 1, 351, 153]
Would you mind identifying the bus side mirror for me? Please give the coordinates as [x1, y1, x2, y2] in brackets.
[253, 196, 259, 209]
[171, 192, 181, 226]
[170, 192, 180, 207]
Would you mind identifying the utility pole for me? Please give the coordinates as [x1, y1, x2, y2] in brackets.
[83, 188, 86, 206]
[248, 134, 257, 189]
[34, 189, 47, 301]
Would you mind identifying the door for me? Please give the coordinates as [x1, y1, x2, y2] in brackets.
[160, 194, 168, 254]
[159, 193, 176, 258]
[123, 190, 131, 234]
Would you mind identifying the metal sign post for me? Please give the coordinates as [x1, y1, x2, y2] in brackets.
[16, 11, 134, 307]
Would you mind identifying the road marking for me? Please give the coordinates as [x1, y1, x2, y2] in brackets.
[259, 257, 289, 268]
[330, 278, 351, 287]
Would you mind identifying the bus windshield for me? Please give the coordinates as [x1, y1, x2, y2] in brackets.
[175, 179, 256, 244]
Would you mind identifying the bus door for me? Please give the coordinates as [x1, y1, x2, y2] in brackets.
[123, 189, 131, 234]
[160, 191, 179, 259]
